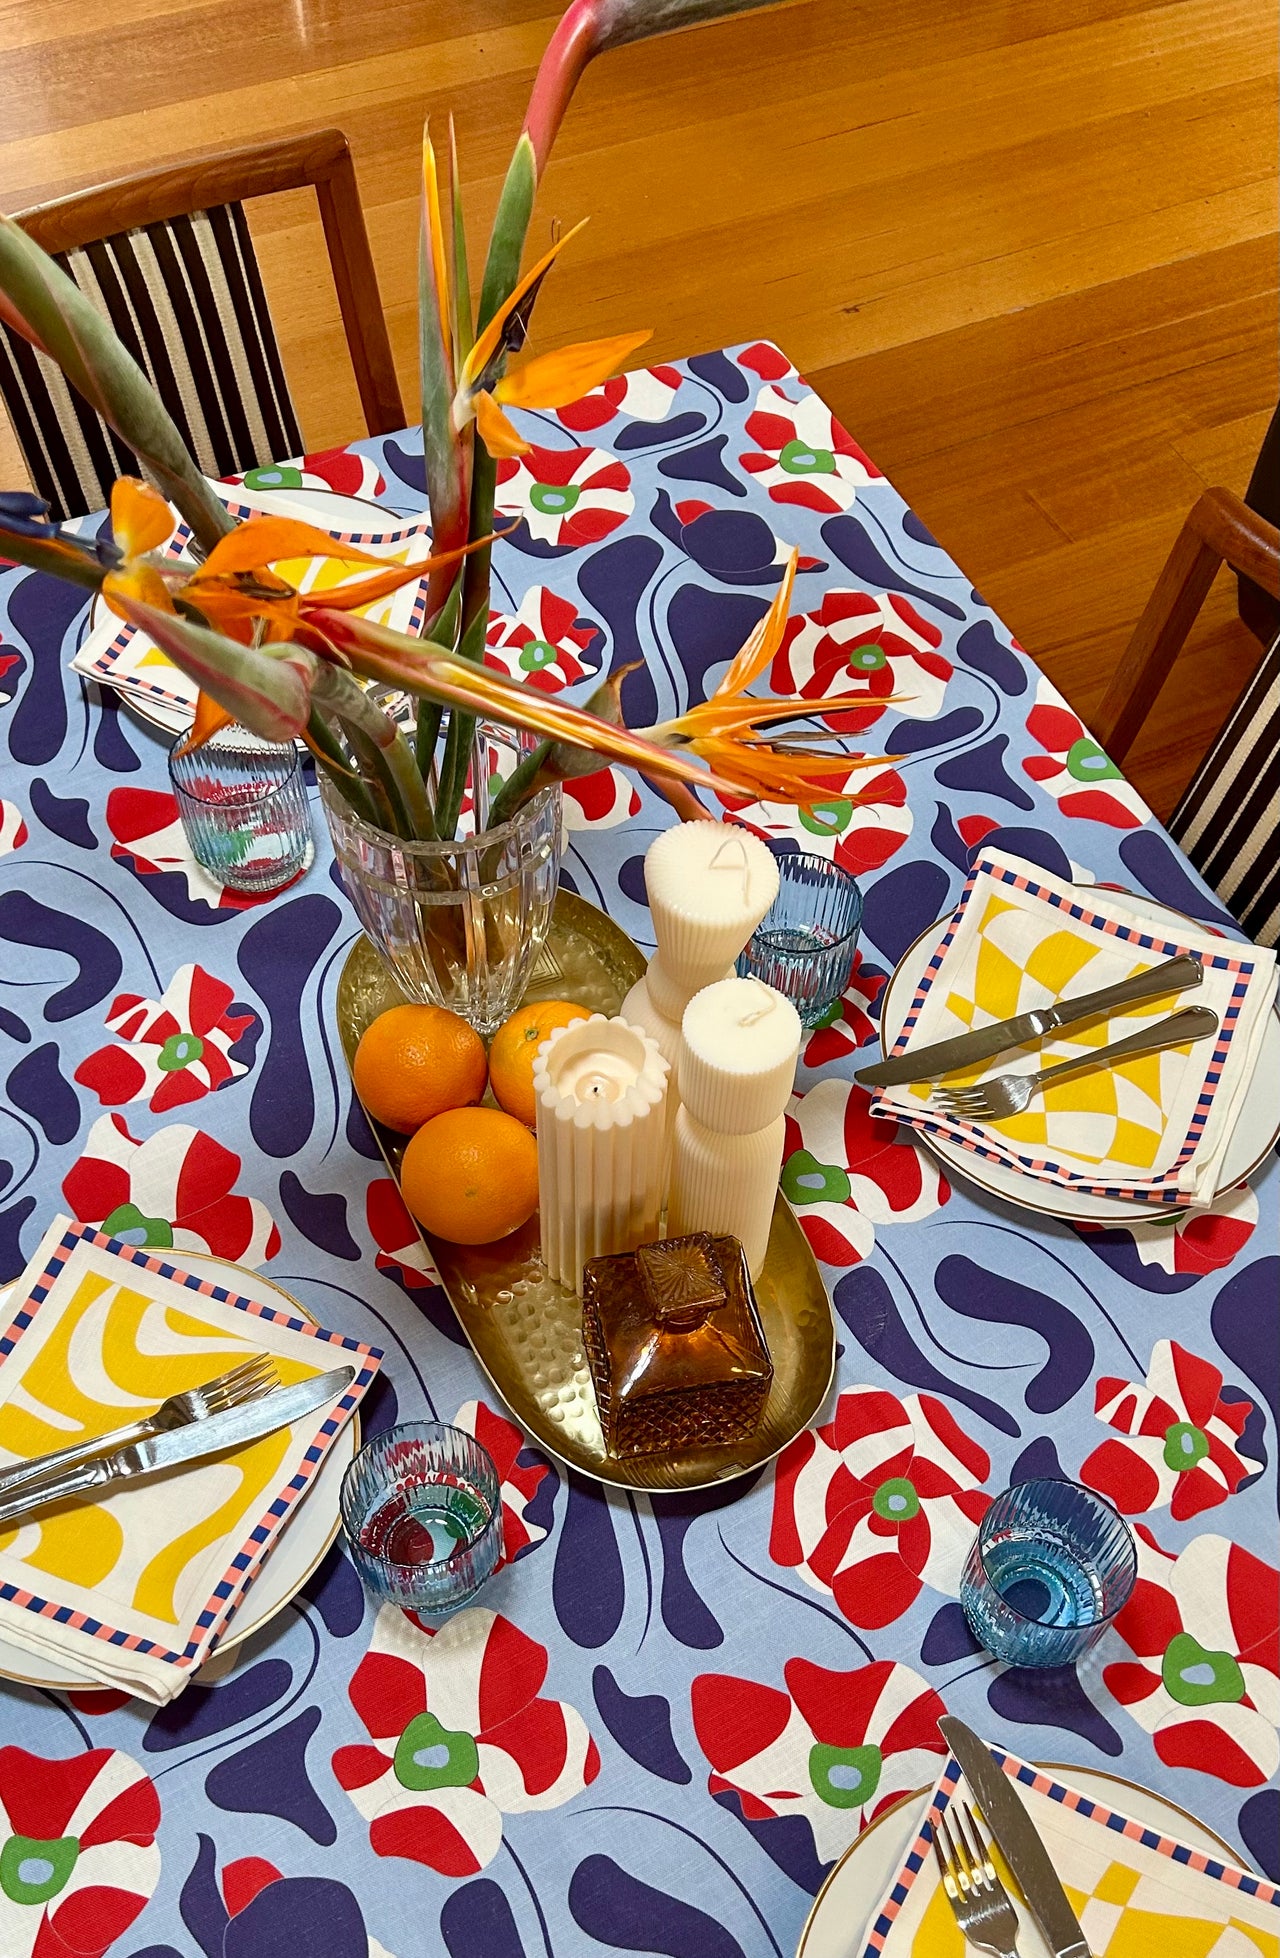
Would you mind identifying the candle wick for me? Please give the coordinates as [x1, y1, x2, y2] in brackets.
[709, 833, 752, 903]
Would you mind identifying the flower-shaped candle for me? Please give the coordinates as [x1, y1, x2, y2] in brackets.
[533, 1015, 669, 1292]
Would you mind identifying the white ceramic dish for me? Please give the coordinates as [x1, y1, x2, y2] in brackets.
[797, 1761, 1249, 1958]
[0, 1254, 357, 1691]
[878, 889, 1280, 1224]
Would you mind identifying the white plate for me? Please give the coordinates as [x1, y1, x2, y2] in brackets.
[78, 484, 422, 738]
[797, 1762, 1249, 1958]
[878, 889, 1280, 1224]
[0, 1255, 357, 1691]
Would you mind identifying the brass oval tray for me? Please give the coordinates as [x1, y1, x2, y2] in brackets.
[336, 889, 836, 1492]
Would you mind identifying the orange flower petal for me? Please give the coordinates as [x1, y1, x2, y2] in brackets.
[172, 689, 237, 757]
[189, 516, 392, 583]
[423, 124, 453, 389]
[495, 330, 653, 410]
[110, 477, 174, 558]
[472, 389, 532, 458]
[102, 561, 176, 623]
[461, 216, 589, 392]
[715, 547, 798, 698]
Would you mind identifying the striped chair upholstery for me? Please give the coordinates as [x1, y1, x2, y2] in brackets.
[0, 203, 303, 522]
[1168, 633, 1280, 947]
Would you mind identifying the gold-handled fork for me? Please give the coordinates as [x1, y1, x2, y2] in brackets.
[933, 1801, 1026, 1957]
[0, 1353, 279, 1501]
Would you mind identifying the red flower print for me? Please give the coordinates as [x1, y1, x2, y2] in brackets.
[1022, 678, 1147, 828]
[1075, 1181, 1258, 1288]
[739, 383, 881, 514]
[494, 446, 633, 549]
[333, 1605, 599, 1877]
[366, 1177, 439, 1289]
[562, 766, 642, 831]
[557, 363, 682, 433]
[0, 799, 27, 855]
[800, 954, 887, 1070]
[484, 586, 601, 695]
[771, 1387, 989, 1629]
[63, 1113, 280, 1265]
[0, 1746, 160, 1958]
[75, 963, 257, 1113]
[781, 1078, 949, 1267]
[725, 758, 913, 877]
[451, 1400, 552, 1567]
[1104, 1528, 1279, 1787]
[106, 788, 283, 911]
[1081, 1340, 1254, 1520]
[771, 589, 951, 734]
[692, 1657, 946, 1863]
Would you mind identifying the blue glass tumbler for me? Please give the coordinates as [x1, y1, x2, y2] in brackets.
[736, 850, 863, 1027]
[960, 1478, 1137, 1668]
[341, 1422, 502, 1614]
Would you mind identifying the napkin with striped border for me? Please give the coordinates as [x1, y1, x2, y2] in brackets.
[871, 850, 1276, 1206]
[0, 1219, 380, 1702]
[858, 1746, 1278, 1956]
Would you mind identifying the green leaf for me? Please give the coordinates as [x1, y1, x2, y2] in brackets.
[476, 132, 537, 333]
[0, 219, 233, 550]
[0, 524, 106, 592]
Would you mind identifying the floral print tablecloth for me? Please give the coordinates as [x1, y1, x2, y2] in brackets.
[0, 341, 1274, 1958]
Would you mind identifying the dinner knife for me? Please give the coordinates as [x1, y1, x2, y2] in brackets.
[0, 1366, 355, 1530]
[856, 952, 1203, 1088]
[939, 1716, 1091, 1958]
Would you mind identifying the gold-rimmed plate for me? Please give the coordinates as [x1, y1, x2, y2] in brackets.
[0, 1254, 358, 1692]
[796, 1760, 1251, 1958]
[336, 889, 836, 1493]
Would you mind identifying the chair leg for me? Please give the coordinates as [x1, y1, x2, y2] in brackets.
[1092, 500, 1224, 764]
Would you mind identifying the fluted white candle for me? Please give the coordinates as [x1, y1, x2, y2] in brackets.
[533, 1015, 669, 1293]
[644, 822, 780, 986]
[668, 1106, 785, 1279]
[680, 977, 801, 1133]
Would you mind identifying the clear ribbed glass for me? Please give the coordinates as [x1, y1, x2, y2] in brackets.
[736, 851, 863, 1027]
[320, 720, 562, 1038]
[961, 1478, 1137, 1668]
[341, 1422, 501, 1613]
[168, 725, 312, 892]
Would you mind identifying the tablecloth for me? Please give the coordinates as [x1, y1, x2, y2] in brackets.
[0, 339, 1274, 1958]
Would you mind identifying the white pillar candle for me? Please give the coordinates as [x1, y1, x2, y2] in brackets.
[679, 977, 801, 1134]
[668, 1107, 785, 1280]
[533, 1015, 669, 1293]
[644, 952, 735, 1026]
[644, 822, 780, 982]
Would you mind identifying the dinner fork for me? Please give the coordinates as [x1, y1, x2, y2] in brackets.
[930, 1005, 1219, 1123]
[0, 1353, 279, 1501]
[933, 1801, 1025, 1956]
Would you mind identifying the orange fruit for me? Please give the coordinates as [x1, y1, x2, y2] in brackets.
[489, 999, 591, 1127]
[353, 1003, 487, 1135]
[400, 1107, 539, 1245]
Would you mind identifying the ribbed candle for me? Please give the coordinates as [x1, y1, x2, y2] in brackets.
[644, 822, 780, 978]
[533, 1015, 669, 1294]
[644, 952, 735, 1025]
[668, 1107, 785, 1279]
[679, 977, 801, 1134]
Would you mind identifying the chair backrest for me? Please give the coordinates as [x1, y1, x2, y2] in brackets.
[1168, 633, 1279, 948]
[2, 130, 404, 522]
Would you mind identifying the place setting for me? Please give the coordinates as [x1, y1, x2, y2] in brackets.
[0, 1, 1275, 1954]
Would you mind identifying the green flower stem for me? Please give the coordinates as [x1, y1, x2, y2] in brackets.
[312, 665, 437, 840]
[434, 520, 494, 838]
[486, 739, 552, 829]
[305, 709, 384, 829]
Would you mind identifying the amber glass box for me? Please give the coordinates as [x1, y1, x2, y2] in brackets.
[581, 1232, 773, 1458]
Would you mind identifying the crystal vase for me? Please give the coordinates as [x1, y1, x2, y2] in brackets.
[320, 720, 562, 1038]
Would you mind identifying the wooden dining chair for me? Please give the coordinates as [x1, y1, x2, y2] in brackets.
[1093, 486, 1280, 946]
[1, 129, 405, 522]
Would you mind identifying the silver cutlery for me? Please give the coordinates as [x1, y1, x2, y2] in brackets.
[0, 1367, 354, 1530]
[940, 1716, 1091, 1958]
[933, 1799, 1025, 1957]
[929, 1005, 1218, 1123]
[0, 1353, 279, 1503]
[856, 953, 1203, 1088]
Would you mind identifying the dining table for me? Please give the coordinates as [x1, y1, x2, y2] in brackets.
[0, 337, 1274, 1958]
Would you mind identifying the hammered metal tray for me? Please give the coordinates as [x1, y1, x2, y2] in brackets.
[336, 890, 835, 1491]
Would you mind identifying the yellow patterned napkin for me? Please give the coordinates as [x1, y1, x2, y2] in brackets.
[857, 1748, 1278, 1956]
[71, 490, 433, 715]
[872, 850, 1276, 1205]
[0, 1220, 380, 1702]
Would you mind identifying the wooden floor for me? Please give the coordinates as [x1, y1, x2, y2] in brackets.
[2, 0, 1275, 817]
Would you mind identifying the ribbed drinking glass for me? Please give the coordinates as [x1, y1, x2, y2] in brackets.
[737, 850, 863, 1027]
[960, 1477, 1137, 1667]
[341, 1422, 502, 1613]
[168, 725, 312, 893]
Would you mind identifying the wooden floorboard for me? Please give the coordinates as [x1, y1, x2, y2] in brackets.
[1, 0, 1274, 818]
